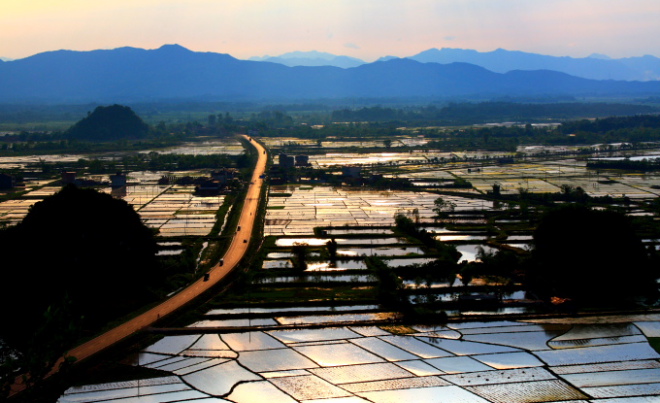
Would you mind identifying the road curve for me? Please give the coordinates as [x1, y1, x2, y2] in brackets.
[70, 135, 267, 361]
[11, 135, 268, 395]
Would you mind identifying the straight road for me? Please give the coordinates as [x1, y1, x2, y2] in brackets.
[11, 135, 267, 395]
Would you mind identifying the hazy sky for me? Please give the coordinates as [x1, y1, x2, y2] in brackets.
[2, 0, 660, 61]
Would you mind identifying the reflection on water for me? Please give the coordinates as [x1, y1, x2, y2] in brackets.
[269, 327, 362, 344]
[145, 139, 244, 155]
[227, 380, 298, 403]
[59, 315, 660, 403]
[144, 335, 200, 355]
[310, 362, 413, 384]
[455, 244, 497, 262]
[276, 312, 395, 326]
[56, 377, 206, 403]
[182, 360, 260, 395]
[275, 237, 406, 246]
[351, 337, 419, 362]
[326, 228, 393, 235]
[262, 260, 368, 271]
[472, 351, 544, 370]
[435, 234, 488, 242]
[293, 343, 384, 367]
[237, 348, 319, 372]
[338, 246, 425, 257]
[189, 318, 279, 328]
[256, 274, 374, 284]
[206, 305, 379, 316]
[358, 385, 491, 403]
[221, 331, 287, 351]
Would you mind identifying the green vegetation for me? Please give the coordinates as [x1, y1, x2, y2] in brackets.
[587, 157, 660, 171]
[330, 102, 659, 125]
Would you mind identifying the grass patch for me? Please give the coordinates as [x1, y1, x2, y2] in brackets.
[649, 337, 660, 354]
[380, 325, 416, 334]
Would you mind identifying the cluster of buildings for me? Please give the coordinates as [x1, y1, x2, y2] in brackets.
[277, 153, 311, 168]
[60, 171, 123, 188]
[270, 153, 382, 186]
[194, 168, 239, 195]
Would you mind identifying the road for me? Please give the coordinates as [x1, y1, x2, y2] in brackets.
[10, 135, 267, 395]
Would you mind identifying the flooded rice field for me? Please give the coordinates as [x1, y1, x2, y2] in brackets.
[265, 186, 491, 236]
[144, 138, 244, 156]
[260, 136, 429, 150]
[0, 170, 223, 236]
[58, 315, 660, 402]
[8, 139, 660, 401]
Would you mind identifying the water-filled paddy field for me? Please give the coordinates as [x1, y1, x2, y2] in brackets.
[0, 169, 224, 236]
[6, 137, 660, 401]
[265, 186, 493, 236]
[58, 315, 660, 402]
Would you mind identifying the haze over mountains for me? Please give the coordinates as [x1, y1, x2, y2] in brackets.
[249, 48, 660, 81]
[1, 44, 660, 103]
[249, 51, 365, 69]
[407, 48, 660, 81]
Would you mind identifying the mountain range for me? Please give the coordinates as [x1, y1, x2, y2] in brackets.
[247, 48, 660, 82]
[249, 51, 365, 69]
[406, 48, 660, 81]
[1, 44, 660, 103]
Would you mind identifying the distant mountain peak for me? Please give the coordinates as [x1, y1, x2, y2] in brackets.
[247, 50, 365, 68]
[376, 56, 399, 62]
[407, 47, 660, 81]
[156, 44, 192, 53]
[2, 45, 660, 103]
[279, 50, 337, 60]
[588, 53, 612, 60]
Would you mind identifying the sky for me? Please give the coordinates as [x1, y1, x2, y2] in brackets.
[2, 0, 660, 61]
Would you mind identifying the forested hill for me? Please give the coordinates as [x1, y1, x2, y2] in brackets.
[2, 45, 660, 103]
[66, 104, 149, 141]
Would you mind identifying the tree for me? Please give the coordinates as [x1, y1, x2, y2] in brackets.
[367, 257, 405, 308]
[0, 185, 159, 350]
[530, 204, 656, 303]
[326, 238, 338, 262]
[491, 183, 501, 197]
[0, 185, 159, 396]
[433, 196, 456, 219]
[291, 243, 309, 272]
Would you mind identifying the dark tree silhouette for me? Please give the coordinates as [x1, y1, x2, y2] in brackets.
[291, 243, 309, 272]
[0, 185, 159, 349]
[326, 238, 338, 262]
[530, 204, 656, 302]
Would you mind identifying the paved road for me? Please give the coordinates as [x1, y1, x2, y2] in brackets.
[11, 135, 267, 395]
[71, 135, 267, 361]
